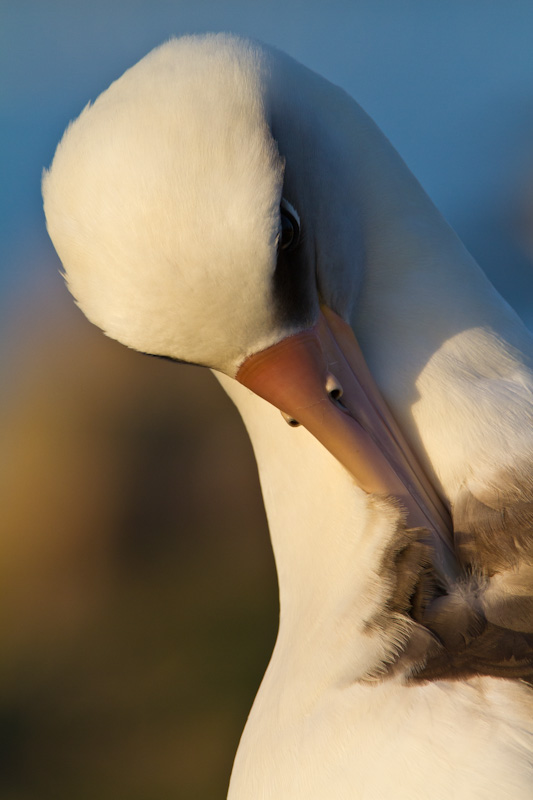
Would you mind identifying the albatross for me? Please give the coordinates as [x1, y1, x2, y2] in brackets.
[42, 34, 533, 799]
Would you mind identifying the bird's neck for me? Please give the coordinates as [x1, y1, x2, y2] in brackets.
[215, 373, 392, 684]
[338, 98, 533, 501]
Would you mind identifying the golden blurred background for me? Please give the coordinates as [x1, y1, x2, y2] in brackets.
[0, 262, 278, 799]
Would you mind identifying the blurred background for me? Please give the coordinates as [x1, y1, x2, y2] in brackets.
[2, 1, 533, 798]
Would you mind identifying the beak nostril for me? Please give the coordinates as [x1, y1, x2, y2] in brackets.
[281, 410, 301, 427]
[325, 373, 343, 401]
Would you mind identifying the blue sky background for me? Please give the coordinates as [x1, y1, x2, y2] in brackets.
[2, 0, 533, 329]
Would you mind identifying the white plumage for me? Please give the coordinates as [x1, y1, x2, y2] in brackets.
[43, 34, 533, 799]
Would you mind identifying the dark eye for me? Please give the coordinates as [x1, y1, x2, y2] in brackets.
[279, 198, 300, 253]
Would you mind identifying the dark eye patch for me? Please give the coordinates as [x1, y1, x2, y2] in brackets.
[279, 200, 300, 252]
[273, 198, 317, 328]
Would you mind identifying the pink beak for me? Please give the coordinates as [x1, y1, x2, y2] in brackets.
[237, 306, 456, 577]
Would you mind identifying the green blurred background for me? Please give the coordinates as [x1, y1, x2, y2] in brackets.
[2, 1, 533, 797]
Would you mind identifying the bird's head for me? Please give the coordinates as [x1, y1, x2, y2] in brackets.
[43, 34, 452, 561]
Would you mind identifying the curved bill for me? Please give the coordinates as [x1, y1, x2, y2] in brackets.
[236, 305, 456, 579]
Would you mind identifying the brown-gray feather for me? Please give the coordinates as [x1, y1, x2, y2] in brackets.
[408, 465, 533, 684]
